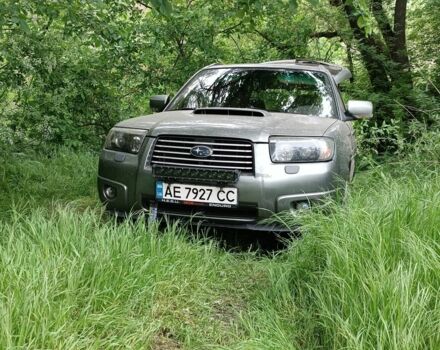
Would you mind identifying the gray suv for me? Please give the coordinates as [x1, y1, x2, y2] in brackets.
[98, 60, 372, 231]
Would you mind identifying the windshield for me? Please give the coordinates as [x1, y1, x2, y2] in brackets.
[167, 68, 336, 118]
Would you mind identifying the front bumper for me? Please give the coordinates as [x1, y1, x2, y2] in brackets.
[98, 138, 340, 229]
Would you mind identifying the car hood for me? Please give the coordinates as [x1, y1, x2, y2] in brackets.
[116, 110, 337, 142]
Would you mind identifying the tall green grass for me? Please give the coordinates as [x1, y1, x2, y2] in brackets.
[0, 149, 97, 219]
[0, 207, 264, 349]
[0, 143, 439, 349]
[240, 164, 440, 349]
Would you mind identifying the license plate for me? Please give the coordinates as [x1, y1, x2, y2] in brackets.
[155, 181, 238, 207]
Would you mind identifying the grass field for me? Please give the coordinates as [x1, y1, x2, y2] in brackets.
[0, 146, 439, 349]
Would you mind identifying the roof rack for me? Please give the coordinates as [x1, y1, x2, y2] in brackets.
[263, 59, 352, 84]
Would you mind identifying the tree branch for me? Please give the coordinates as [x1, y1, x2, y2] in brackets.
[332, 0, 392, 92]
[371, 0, 394, 48]
[310, 31, 339, 39]
[346, 42, 354, 82]
[253, 29, 293, 52]
[136, 1, 153, 10]
[393, 0, 409, 66]
[218, 21, 244, 35]
[230, 35, 244, 60]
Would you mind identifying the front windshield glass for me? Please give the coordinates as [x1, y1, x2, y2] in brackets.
[167, 68, 336, 118]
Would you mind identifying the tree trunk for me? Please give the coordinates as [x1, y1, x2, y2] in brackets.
[390, 0, 412, 87]
[332, 0, 422, 124]
[340, 0, 392, 93]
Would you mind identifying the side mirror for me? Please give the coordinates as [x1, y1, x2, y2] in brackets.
[346, 100, 373, 119]
[150, 95, 170, 112]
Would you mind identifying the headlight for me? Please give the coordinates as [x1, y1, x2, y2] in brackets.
[269, 137, 334, 162]
[104, 128, 148, 154]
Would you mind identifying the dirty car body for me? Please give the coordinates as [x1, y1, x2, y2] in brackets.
[98, 60, 372, 231]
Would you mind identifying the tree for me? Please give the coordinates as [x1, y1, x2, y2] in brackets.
[328, 0, 419, 124]
[0, 0, 437, 153]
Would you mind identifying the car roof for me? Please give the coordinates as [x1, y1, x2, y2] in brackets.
[206, 59, 352, 85]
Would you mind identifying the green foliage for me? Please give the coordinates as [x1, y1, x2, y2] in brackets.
[350, 88, 440, 163]
[268, 166, 440, 349]
[0, 148, 97, 219]
[0, 0, 185, 151]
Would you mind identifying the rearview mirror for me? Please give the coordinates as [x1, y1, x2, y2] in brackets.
[150, 95, 170, 112]
[346, 100, 373, 119]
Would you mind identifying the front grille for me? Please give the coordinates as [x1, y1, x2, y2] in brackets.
[151, 136, 254, 173]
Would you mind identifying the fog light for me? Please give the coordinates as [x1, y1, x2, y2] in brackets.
[104, 186, 116, 199]
[296, 201, 310, 210]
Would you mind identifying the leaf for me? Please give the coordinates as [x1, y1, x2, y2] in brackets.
[289, 0, 298, 11]
[357, 16, 365, 29]
[160, 0, 172, 16]
[150, 0, 172, 16]
[19, 18, 30, 32]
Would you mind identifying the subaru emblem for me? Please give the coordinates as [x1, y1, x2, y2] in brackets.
[190, 145, 213, 158]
